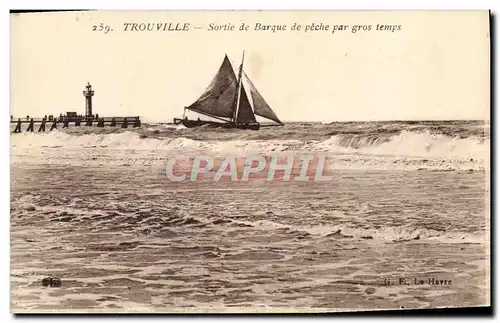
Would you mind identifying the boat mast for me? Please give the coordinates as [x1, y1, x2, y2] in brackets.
[233, 50, 245, 123]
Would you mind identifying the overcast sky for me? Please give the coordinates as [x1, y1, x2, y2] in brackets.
[10, 11, 489, 122]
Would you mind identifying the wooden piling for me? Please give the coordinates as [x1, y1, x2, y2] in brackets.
[13, 119, 21, 133]
[97, 118, 105, 127]
[110, 118, 116, 127]
[121, 118, 128, 128]
[38, 119, 46, 132]
[26, 119, 34, 132]
[133, 117, 141, 128]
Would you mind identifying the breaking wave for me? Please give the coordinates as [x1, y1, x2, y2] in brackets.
[243, 219, 485, 244]
[12, 129, 488, 159]
[314, 131, 488, 159]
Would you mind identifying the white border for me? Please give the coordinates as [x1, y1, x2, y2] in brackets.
[2, 0, 497, 322]
[2, 0, 500, 10]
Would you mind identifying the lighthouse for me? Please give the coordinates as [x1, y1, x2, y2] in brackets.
[83, 82, 94, 117]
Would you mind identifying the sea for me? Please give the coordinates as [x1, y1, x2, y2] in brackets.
[10, 120, 490, 312]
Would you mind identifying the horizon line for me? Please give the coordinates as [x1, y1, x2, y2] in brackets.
[142, 118, 490, 123]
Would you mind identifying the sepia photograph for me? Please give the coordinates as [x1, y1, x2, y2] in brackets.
[9, 10, 490, 313]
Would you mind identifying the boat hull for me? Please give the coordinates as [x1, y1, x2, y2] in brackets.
[173, 118, 260, 130]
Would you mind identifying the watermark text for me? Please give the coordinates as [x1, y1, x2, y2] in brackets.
[165, 154, 333, 182]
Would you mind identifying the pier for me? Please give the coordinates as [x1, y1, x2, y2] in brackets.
[11, 83, 141, 133]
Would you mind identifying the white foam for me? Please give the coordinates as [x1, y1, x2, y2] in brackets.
[360, 131, 487, 159]
[249, 219, 484, 244]
[10, 130, 489, 171]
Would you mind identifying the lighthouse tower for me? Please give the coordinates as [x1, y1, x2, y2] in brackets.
[83, 82, 94, 117]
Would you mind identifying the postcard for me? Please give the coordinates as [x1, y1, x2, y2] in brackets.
[10, 10, 490, 313]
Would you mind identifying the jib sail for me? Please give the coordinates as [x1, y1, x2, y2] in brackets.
[243, 71, 283, 125]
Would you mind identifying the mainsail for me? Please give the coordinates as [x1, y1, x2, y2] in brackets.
[243, 71, 283, 125]
[186, 55, 238, 119]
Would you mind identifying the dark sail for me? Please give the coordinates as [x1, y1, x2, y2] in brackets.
[235, 86, 257, 123]
[243, 72, 283, 125]
[186, 55, 238, 119]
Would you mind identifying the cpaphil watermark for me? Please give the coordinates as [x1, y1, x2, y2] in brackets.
[165, 154, 334, 182]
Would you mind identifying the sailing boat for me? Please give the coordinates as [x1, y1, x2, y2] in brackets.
[173, 51, 284, 130]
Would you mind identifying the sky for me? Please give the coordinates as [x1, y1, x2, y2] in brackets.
[10, 10, 490, 122]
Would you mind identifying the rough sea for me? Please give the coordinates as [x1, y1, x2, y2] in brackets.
[10, 120, 490, 312]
